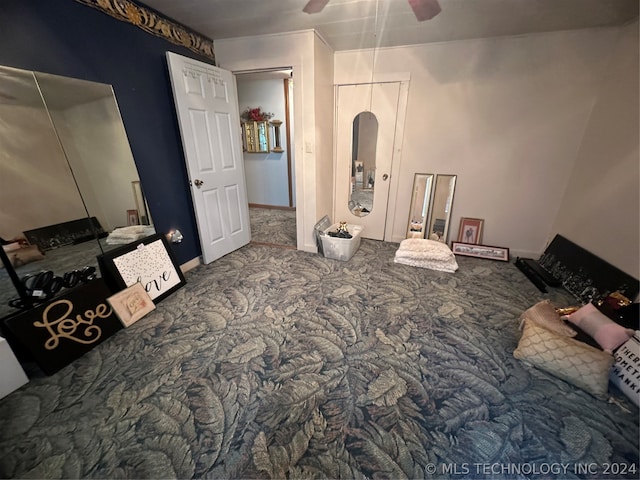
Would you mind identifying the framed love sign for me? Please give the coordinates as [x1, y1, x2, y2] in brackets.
[98, 233, 186, 303]
[3, 278, 123, 375]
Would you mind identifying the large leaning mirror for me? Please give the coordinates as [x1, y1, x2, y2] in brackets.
[349, 111, 378, 217]
[426, 174, 457, 243]
[407, 173, 434, 238]
[0, 65, 154, 320]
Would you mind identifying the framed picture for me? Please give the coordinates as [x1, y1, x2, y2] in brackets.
[107, 282, 156, 327]
[451, 242, 510, 262]
[457, 217, 484, 244]
[3, 278, 123, 375]
[126, 209, 140, 226]
[98, 233, 186, 303]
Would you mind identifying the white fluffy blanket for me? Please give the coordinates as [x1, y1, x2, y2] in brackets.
[393, 238, 459, 273]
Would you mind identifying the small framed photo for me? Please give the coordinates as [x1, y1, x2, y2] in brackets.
[451, 242, 510, 262]
[127, 209, 140, 226]
[107, 283, 156, 327]
[457, 217, 484, 244]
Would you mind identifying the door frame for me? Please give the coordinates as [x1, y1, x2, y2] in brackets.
[234, 68, 295, 209]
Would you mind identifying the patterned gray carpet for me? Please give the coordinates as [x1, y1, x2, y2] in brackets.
[0, 240, 638, 479]
[249, 207, 296, 248]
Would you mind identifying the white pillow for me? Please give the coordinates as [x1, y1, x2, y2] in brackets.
[565, 303, 634, 353]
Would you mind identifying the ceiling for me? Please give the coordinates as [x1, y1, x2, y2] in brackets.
[139, 0, 639, 52]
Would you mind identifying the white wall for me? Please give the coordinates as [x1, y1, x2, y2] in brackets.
[51, 97, 142, 231]
[217, 26, 637, 269]
[0, 104, 87, 238]
[551, 22, 639, 279]
[335, 28, 620, 257]
[237, 78, 290, 207]
[313, 34, 336, 226]
[215, 30, 334, 252]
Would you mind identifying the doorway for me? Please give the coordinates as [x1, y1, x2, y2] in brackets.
[235, 69, 296, 249]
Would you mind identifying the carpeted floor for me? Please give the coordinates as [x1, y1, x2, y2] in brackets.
[249, 207, 296, 248]
[0, 240, 638, 479]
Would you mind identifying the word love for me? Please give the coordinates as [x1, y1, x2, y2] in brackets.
[34, 298, 112, 350]
[137, 270, 173, 294]
[25, 266, 96, 299]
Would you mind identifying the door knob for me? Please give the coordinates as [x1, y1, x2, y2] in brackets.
[193, 179, 204, 188]
[382, 174, 389, 181]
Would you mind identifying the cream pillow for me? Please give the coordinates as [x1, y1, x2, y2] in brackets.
[565, 303, 634, 353]
[519, 300, 577, 337]
[514, 319, 613, 399]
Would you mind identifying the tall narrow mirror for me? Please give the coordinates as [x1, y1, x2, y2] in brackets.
[349, 111, 378, 217]
[0, 65, 153, 320]
[407, 173, 434, 238]
[427, 174, 457, 243]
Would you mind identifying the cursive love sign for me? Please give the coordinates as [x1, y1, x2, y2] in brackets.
[36, 299, 112, 350]
[4, 279, 123, 375]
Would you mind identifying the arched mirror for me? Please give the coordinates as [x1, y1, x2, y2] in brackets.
[406, 173, 434, 238]
[427, 174, 457, 243]
[0, 65, 153, 320]
[349, 111, 378, 217]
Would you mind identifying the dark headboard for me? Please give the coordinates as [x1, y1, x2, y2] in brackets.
[538, 234, 639, 303]
[23, 217, 106, 251]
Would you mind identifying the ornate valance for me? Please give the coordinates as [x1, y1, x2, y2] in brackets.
[74, 0, 215, 62]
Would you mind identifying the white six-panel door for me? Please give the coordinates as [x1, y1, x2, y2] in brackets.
[166, 52, 250, 264]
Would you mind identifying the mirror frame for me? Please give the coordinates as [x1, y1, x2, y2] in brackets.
[426, 174, 457, 244]
[349, 111, 378, 217]
[0, 65, 149, 320]
[406, 173, 434, 239]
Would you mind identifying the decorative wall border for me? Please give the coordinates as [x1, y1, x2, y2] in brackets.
[74, 0, 215, 62]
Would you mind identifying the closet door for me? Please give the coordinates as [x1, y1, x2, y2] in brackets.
[334, 82, 400, 240]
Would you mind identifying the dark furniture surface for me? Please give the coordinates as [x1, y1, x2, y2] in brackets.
[517, 234, 639, 303]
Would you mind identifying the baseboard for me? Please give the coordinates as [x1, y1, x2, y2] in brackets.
[180, 257, 201, 273]
[249, 203, 295, 211]
[508, 249, 540, 261]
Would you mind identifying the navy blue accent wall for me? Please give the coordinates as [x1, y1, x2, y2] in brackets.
[0, 0, 210, 264]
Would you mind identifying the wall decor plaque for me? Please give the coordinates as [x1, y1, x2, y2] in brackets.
[3, 278, 123, 375]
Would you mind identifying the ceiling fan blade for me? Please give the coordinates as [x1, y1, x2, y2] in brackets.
[408, 0, 441, 21]
[303, 0, 330, 14]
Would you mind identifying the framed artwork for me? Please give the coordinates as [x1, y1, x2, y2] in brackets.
[452, 242, 510, 262]
[457, 217, 484, 244]
[127, 209, 140, 226]
[107, 282, 156, 327]
[3, 278, 123, 375]
[98, 233, 186, 303]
